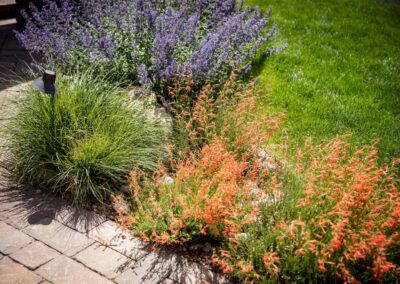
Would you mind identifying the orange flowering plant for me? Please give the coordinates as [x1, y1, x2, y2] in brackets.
[166, 73, 282, 159]
[113, 75, 399, 283]
[216, 137, 400, 283]
[293, 138, 400, 283]
[114, 76, 284, 246]
[128, 138, 261, 244]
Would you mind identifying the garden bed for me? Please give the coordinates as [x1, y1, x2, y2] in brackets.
[1, 0, 399, 283]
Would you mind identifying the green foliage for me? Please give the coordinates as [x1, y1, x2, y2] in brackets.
[6, 70, 167, 204]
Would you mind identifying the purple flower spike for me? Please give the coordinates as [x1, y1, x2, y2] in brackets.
[15, 0, 277, 90]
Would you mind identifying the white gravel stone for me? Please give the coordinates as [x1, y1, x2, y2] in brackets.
[164, 176, 174, 185]
[257, 149, 269, 160]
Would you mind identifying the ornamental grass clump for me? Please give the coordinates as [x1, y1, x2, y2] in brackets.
[16, 0, 276, 90]
[5, 70, 166, 204]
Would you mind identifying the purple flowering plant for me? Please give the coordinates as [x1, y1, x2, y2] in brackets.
[16, 0, 277, 91]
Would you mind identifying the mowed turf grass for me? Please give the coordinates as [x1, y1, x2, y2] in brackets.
[248, 0, 400, 162]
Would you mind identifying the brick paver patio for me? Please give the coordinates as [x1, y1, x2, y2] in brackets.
[0, 187, 228, 284]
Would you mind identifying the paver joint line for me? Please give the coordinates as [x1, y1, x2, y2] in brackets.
[35, 254, 113, 284]
[9, 241, 60, 270]
[74, 242, 133, 280]
[22, 217, 94, 257]
[0, 221, 34, 255]
[0, 256, 43, 284]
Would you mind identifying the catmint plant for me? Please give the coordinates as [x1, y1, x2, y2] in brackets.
[16, 0, 277, 91]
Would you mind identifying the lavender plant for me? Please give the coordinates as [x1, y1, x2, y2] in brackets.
[16, 0, 276, 90]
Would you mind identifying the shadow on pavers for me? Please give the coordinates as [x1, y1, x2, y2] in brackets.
[0, 184, 61, 225]
[0, 182, 106, 231]
[123, 247, 228, 284]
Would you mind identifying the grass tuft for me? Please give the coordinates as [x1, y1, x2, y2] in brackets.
[5, 69, 167, 204]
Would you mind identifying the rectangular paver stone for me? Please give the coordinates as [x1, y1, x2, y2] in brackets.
[88, 220, 123, 245]
[109, 234, 150, 261]
[169, 261, 229, 284]
[36, 255, 113, 284]
[0, 191, 33, 229]
[0, 189, 60, 229]
[1, 209, 31, 229]
[88, 217, 150, 260]
[55, 206, 106, 233]
[114, 250, 178, 284]
[74, 242, 132, 279]
[115, 249, 229, 284]
[0, 221, 33, 254]
[0, 256, 42, 284]
[10, 241, 60, 269]
[23, 217, 94, 256]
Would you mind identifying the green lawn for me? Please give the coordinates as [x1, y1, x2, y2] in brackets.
[248, 0, 400, 162]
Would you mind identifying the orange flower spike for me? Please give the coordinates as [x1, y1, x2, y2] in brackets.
[237, 261, 254, 274]
[211, 256, 219, 266]
[330, 239, 342, 252]
[222, 265, 233, 274]
[318, 260, 328, 273]
[262, 251, 280, 274]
